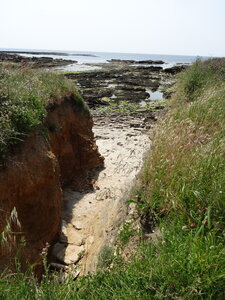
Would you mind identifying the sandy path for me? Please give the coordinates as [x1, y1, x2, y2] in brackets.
[52, 114, 151, 274]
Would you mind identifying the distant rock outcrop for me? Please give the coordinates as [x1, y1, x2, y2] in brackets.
[164, 65, 188, 74]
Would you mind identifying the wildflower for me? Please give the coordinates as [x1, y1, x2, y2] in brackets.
[41, 242, 50, 256]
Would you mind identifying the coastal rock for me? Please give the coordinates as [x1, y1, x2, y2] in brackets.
[138, 60, 164, 64]
[0, 51, 77, 68]
[115, 85, 146, 92]
[164, 65, 187, 74]
[65, 60, 177, 108]
[135, 66, 163, 72]
[114, 90, 149, 101]
[107, 59, 136, 64]
[82, 88, 113, 99]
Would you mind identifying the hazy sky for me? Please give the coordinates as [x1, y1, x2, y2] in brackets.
[1, 0, 225, 56]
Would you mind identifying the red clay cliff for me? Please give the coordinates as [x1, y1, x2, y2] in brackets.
[0, 96, 104, 273]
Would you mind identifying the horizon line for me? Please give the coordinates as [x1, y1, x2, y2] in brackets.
[0, 47, 220, 58]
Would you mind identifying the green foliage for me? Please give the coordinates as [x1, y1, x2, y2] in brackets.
[0, 66, 87, 158]
[92, 99, 166, 115]
[183, 60, 205, 100]
[118, 221, 137, 247]
[97, 246, 115, 269]
[1, 227, 225, 299]
[141, 58, 225, 225]
[177, 58, 225, 102]
[135, 58, 225, 297]
[72, 92, 89, 112]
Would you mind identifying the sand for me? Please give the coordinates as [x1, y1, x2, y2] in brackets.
[52, 114, 151, 274]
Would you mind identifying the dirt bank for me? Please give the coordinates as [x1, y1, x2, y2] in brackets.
[0, 96, 103, 274]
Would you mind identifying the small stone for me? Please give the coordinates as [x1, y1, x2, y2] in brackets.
[61, 224, 84, 245]
[88, 235, 94, 245]
[52, 243, 84, 265]
[72, 221, 83, 230]
[130, 123, 140, 128]
[182, 225, 188, 231]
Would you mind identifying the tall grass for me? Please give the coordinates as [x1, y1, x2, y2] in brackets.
[142, 58, 225, 225]
[0, 66, 87, 158]
[0, 59, 224, 299]
[0, 208, 21, 252]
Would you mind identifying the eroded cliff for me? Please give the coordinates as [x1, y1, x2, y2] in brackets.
[0, 95, 104, 273]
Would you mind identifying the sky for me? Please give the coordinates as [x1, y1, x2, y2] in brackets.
[1, 0, 225, 57]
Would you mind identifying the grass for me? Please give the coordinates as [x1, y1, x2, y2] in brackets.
[97, 246, 115, 270]
[135, 57, 225, 298]
[117, 221, 137, 247]
[0, 58, 224, 299]
[141, 58, 225, 223]
[0, 65, 87, 158]
[0, 207, 21, 257]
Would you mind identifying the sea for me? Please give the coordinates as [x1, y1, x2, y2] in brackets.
[0, 48, 210, 72]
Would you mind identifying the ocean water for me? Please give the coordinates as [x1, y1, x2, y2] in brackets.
[0, 48, 210, 71]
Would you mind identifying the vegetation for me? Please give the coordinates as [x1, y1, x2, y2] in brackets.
[0, 66, 87, 158]
[91, 99, 167, 115]
[0, 58, 225, 299]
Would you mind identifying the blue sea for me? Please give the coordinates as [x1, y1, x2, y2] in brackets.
[0, 48, 210, 71]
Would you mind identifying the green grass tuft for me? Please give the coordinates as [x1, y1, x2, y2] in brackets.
[0, 66, 87, 158]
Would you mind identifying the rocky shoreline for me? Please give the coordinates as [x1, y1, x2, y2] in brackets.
[65, 63, 182, 108]
[0, 52, 77, 68]
[0, 50, 188, 109]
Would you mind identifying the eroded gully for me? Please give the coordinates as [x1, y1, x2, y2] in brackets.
[51, 112, 153, 275]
